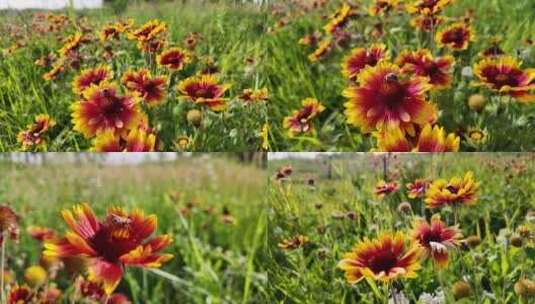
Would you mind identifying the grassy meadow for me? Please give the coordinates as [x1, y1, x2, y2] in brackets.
[265, 0, 535, 151]
[0, 1, 269, 151]
[268, 153, 535, 303]
[0, 154, 267, 303]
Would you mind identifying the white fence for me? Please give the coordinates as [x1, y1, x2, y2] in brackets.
[0, 0, 103, 10]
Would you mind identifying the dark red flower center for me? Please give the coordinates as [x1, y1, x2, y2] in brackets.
[483, 68, 522, 88]
[443, 28, 466, 46]
[421, 230, 443, 245]
[189, 84, 218, 99]
[368, 250, 399, 273]
[297, 105, 314, 120]
[102, 95, 126, 117]
[379, 79, 406, 109]
[420, 0, 439, 9]
[88, 218, 141, 263]
[446, 185, 459, 194]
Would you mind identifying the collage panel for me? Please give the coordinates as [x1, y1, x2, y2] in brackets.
[268, 152, 535, 303]
[0, 1, 268, 152]
[265, 0, 535, 152]
[0, 153, 267, 303]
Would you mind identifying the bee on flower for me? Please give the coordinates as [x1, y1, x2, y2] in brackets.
[121, 69, 168, 107]
[341, 44, 389, 81]
[17, 114, 56, 151]
[410, 215, 462, 268]
[473, 56, 535, 103]
[344, 62, 437, 135]
[176, 74, 230, 111]
[425, 171, 479, 208]
[44, 203, 173, 294]
[435, 22, 475, 51]
[338, 232, 423, 283]
[283, 98, 325, 136]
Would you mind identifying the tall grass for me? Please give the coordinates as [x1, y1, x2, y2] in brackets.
[0, 155, 268, 303]
[267, 153, 535, 302]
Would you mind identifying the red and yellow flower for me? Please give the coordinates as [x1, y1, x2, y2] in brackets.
[410, 216, 462, 268]
[176, 74, 230, 111]
[308, 39, 332, 62]
[121, 69, 168, 106]
[91, 128, 157, 152]
[283, 98, 325, 136]
[473, 56, 535, 103]
[410, 14, 444, 32]
[373, 124, 459, 152]
[435, 22, 474, 51]
[342, 44, 389, 81]
[100, 24, 121, 42]
[406, 179, 430, 199]
[44, 203, 173, 294]
[71, 82, 142, 138]
[239, 88, 269, 103]
[414, 124, 459, 151]
[72, 65, 113, 96]
[127, 19, 166, 43]
[7, 284, 34, 304]
[406, 0, 453, 15]
[17, 114, 56, 151]
[157, 47, 192, 71]
[324, 3, 355, 34]
[344, 62, 437, 135]
[338, 232, 423, 283]
[396, 49, 454, 90]
[0, 205, 19, 244]
[374, 180, 400, 197]
[425, 171, 479, 208]
[43, 59, 65, 81]
[59, 32, 88, 56]
[368, 0, 399, 16]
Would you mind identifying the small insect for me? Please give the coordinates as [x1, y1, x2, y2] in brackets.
[110, 214, 132, 226]
[384, 73, 398, 83]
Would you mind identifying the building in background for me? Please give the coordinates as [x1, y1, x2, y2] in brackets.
[0, 0, 102, 10]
